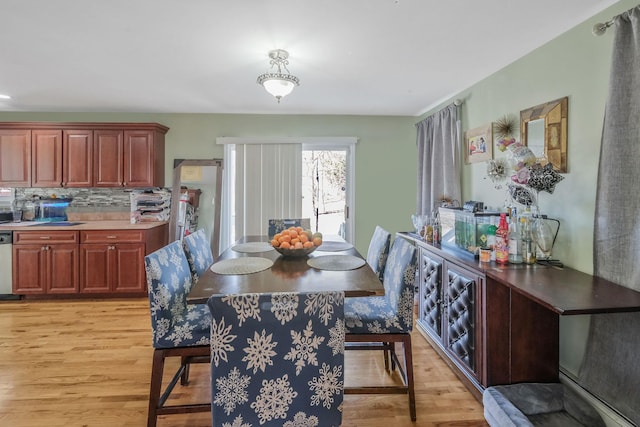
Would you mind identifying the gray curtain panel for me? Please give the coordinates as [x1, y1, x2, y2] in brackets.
[581, 6, 640, 426]
[415, 103, 461, 216]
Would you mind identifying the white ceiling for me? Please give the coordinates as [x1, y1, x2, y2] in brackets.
[0, 0, 619, 116]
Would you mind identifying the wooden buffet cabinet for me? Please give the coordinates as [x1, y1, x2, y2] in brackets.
[0, 122, 168, 188]
[11, 222, 168, 298]
[403, 233, 640, 400]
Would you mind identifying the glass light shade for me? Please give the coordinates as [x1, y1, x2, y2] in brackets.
[262, 77, 295, 98]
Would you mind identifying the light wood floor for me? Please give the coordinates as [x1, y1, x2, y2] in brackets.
[0, 298, 488, 427]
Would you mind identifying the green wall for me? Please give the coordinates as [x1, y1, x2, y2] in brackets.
[0, 111, 417, 254]
[418, 0, 638, 377]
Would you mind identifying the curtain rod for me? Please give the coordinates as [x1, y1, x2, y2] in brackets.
[592, 4, 639, 36]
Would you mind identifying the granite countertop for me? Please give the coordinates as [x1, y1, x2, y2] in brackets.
[0, 220, 168, 231]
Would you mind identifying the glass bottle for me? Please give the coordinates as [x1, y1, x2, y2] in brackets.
[495, 213, 510, 264]
[520, 214, 537, 264]
[508, 207, 523, 264]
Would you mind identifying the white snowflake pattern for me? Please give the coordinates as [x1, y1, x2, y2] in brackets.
[222, 415, 252, 427]
[210, 317, 236, 366]
[242, 329, 277, 373]
[222, 294, 261, 326]
[304, 293, 339, 326]
[284, 319, 324, 375]
[250, 374, 298, 424]
[398, 287, 415, 327]
[327, 318, 345, 355]
[214, 367, 251, 415]
[308, 363, 343, 408]
[283, 412, 319, 427]
[271, 293, 299, 324]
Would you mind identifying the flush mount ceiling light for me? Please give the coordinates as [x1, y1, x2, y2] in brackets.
[257, 49, 300, 103]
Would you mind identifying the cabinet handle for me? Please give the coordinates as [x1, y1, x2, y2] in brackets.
[41, 245, 49, 251]
[106, 235, 117, 239]
[108, 245, 115, 250]
[39, 236, 51, 240]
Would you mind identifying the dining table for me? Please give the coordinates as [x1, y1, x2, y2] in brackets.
[187, 235, 384, 304]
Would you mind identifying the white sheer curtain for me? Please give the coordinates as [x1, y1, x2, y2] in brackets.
[232, 143, 302, 241]
[415, 103, 461, 216]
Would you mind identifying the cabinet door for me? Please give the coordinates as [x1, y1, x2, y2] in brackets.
[417, 247, 444, 340]
[123, 130, 154, 187]
[443, 262, 481, 378]
[12, 244, 46, 294]
[47, 244, 79, 294]
[94, 129, 124, 187]
[0, 129, 31, 187]
[63, 129, 93, 187]
[79, 243, 111, 293]
[112, 243, 146, 293]
[32, 129, 63, 187]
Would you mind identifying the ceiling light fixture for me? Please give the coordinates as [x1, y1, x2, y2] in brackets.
[257, 49, 300, 103]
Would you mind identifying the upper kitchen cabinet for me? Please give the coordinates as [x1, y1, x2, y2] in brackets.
[0, 122, 169, 188]
[0, 129, 31, 187]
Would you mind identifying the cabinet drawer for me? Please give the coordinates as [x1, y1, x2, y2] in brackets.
[80, 230, 145, 243]
[13, 230, 79, 244]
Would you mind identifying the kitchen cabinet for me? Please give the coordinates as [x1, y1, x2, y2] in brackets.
[0, 122, 168, 188]
[12, 230, 79, 295]
[80, 230, 146, 294]
[11, 222, 168, 298]
[0, 129, 31, 187]
[416, 246, 481, 390]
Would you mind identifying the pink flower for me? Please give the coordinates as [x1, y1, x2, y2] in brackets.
[511, 167, 530, 184]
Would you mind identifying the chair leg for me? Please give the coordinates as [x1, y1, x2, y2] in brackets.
[402, 335, 416, 421]
[148, 349, 165, 427]
[180, 355, 190, 385]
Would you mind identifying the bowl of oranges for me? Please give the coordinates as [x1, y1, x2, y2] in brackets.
[270, 227, 323, 257]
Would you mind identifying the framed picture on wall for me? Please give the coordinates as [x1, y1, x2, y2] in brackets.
[465, 123, 493, 164]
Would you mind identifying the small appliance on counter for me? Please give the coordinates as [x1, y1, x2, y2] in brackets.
[35, 198, 73, 222]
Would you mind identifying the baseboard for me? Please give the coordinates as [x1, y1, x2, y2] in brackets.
[560, 372, 635, 427]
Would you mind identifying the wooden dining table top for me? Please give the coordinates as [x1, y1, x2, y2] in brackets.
[187, 235, 385, 305]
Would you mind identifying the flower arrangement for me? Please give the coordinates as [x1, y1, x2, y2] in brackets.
[493, 137, 564, 206]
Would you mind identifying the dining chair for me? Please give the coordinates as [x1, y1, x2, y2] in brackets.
[207, 290, 345, 427]
[144, 240, 211, 427]
[344, 235, 418, 420]
[366, 225, 391, 281]
[268, 218, 311, 238]
[182, 228, 214, 282]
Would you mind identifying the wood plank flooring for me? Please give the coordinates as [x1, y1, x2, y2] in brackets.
[0, 298, 488, 426]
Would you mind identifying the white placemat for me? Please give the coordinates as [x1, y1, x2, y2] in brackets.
[210, 257, 274, 275]
[316, 241, 354, 252]
[307, 255, 366, 271]
[232, 242, 275, 253]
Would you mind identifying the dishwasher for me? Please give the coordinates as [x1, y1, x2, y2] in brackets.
[0, 230, 18, 300]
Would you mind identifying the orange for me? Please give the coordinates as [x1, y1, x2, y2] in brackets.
[271, 239, 279, 247]
[280, 241, 291, 249]
[312, 237, 323, 246]
[294, 241, 303, 249]
[303, 241, 314, 248]
[291, 238, 300, 245]
[299, 234, 309, 243]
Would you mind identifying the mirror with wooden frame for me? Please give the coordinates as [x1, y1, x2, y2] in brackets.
[520, 96, 568, 173]
[169, 159, 223, 259]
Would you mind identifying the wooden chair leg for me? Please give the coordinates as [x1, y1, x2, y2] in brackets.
[180, 355, 190, 385]
[147, 349, 165, 427]
[403, 335, 416, 421]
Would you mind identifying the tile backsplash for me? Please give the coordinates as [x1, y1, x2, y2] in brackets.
[15, 187, 169, 210]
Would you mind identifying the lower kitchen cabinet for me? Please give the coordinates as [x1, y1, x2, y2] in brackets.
[12, 224, 167, 297]
[12, 231, 79, 295]
[80, 230, 148, 294]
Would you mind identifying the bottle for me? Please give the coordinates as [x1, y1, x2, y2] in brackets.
[495, 213, 510, 264]
[487, 216, 497, 261]
[520, 214, 537, 265]
[432, 213, 441, 245]
[508, 207, 523, 264]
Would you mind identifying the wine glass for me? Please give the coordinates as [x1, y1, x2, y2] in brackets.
[532, 217, 555, 259]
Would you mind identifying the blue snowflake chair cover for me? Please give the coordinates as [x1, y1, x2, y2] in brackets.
[366, 225, 391, 281]
[346, 236, 417, 334]
[268, 218, 311, 239]
[145, 240, 211, 426]
[207, 291, 345, 427]
[182, 228, 215, 283]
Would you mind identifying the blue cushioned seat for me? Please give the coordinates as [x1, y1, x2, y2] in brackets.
[366, 225, 391, 281]
[145, 240, 211, 426]
[207, 291, 345, 427]
[182, 228, 215, 283]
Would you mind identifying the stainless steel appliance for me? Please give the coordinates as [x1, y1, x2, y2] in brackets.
[0, 231, 17, 299]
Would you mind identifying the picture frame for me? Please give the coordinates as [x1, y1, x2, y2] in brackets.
[465, 123, 493, 164]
